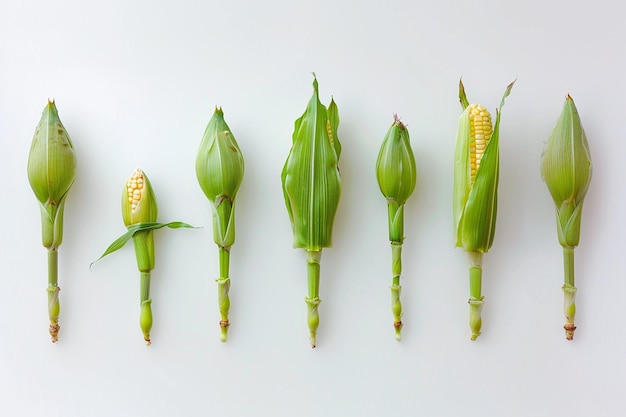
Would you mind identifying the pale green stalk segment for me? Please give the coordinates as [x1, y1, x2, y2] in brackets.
[562, 247, 577, 340]
[282, 75, 341, 347]
[453, 80, 514, 340]
[540, 95, 591, 340]
[217, 247, 231, 342]
[47, 249, 60, 340]
[390, 242, 402, 340]
[468, 251, 484, 340]
[376, 116, 417, 340]
[139, 271, 152, 345]
[306, 250, 321, 347]
[196, 107, 244, 342]
[27, 101, 77, 343]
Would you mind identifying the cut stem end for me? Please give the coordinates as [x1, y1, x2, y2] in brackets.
[390, 282, 402, 341]
[469, 297, 484, 341]
[305, 296, 320, 348]
[49, 321, 60, 343]
[563, 283, 577, 340]
[219, 320, 230, 343]
[217, 277, 231, 343]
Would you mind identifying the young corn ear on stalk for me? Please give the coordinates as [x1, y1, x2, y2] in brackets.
[196, 107, 245, 342]
[27, 100, 77, 343]
[376, 115, 417, 341]
[453, 79, 514, 340]
[281, 75, 341, 347]
[123, 169, 158, 345]
[93, 168, 194, 345]
[540, 95, 592, 340]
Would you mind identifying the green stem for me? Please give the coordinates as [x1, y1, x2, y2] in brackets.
[467, 251, 484, 341]
[139, 271, 152, 346]
[562, 247, 577, 340]
[47, 248, 60, 343]
[216, 246, 231, 342]
[387, 200, 405, 341]
[305, 250, 321, 348]
[390, 243, 403, 341]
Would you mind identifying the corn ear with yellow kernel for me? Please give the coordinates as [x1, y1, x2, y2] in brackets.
[281, 75, 341, 347]
[376, 115, 417, 341]
[453, 79, 514, 340]
[540, 95, 592, 340]
[92, 168, 194, 345]
[27, 100, 77, 343]
[196, 107, 245, 342]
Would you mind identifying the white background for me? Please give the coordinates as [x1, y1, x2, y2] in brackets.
[1, 0, 623, 416]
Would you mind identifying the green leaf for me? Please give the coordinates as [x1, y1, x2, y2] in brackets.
[459, 79, 470, 109]
[91, 222, 196, 267]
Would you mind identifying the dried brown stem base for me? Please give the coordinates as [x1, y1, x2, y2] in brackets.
[49, 321, 60, 343]
[564, 322, 576, 341]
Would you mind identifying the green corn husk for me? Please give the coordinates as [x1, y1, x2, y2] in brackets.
[196, 107, 245, 342]
[27, 100, 77, 343]
[376, 115, 417, 341]
[92, 168, 194, 345]
[281, 75, 341, 347]
[540, 95, 592, 340]
[453, 79, 514, 340]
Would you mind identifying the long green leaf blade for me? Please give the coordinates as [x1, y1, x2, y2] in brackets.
[91, 222, 196, 266]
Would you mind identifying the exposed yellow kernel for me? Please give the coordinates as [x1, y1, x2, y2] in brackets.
[467, 104, 493, 183]
[326, 119, 334, 147]
[126, 169, 145, 211]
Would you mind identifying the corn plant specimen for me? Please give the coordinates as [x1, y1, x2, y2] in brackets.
[27, 101, 77, 343]
[376, 115, 417, 341]
[282, 75, 341, 347]
[453, 79, 514, 340]
[93, 168, 193, 345]
[540, 95, 592, 340]
[196, 108, 245, 342]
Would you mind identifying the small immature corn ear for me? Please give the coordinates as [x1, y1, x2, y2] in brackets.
[195, 108, 245, 204]
[195, 107, 245, 249]
[27, 100, 76, 207]
[28, 100, 77, 250]
[122, 168, 158, 227]
[376, 115, 417, 206]
[541, 95, 592, 248]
